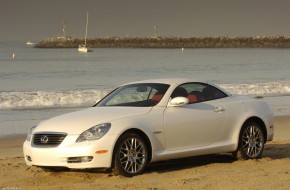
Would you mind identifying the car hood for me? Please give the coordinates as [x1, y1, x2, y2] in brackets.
[34, 107, 152, 134]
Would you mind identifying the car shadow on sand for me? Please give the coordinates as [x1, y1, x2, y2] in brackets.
[145, 154, 236, 174]
[144, 142, 290, 175]
[263, 142, 290, 159]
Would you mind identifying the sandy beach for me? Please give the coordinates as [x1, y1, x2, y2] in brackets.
[1, 115, 290, 190]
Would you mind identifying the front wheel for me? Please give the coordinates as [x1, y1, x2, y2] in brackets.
[112, 133, 148, 177]
[233, 122, 265, 160]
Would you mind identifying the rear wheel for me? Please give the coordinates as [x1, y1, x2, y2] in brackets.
[112, 133, 148, 177]
[233, 122, 265, 160]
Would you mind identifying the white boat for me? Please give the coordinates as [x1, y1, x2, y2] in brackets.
[78, 45, 90, 52]
[26, 41, 34, 45]
[78, 12, 92, 52]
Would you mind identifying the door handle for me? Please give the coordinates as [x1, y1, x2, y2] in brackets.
[214, 107, 225, 112]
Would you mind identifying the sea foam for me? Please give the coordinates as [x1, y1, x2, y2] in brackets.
[0, 89, 110, 109]
[221, 81, 290, 96]
[1, 81, 290, 110]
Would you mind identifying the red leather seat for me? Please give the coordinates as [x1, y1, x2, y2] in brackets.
[151, 92, 164, 104]
[187, 94, 197, 103]
[188, 91, 204, 103]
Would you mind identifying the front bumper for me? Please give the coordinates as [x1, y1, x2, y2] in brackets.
[267, 124, 274, 141]
[23, 134, 116, 169]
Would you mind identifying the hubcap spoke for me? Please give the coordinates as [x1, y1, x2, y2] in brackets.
[119, 137, 146, 174]
[242, 125, 264, 158]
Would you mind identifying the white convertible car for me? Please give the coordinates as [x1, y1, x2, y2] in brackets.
[23, 78, 274, 176]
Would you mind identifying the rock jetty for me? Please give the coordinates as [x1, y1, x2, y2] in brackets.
[35, 36, 290, 48]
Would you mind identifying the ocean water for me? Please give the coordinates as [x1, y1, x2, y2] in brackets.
[0, 42, 290, 136]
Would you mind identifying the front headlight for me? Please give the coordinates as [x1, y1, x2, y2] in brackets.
[76, 123, 111, 142]
[26, 125, 37, 141]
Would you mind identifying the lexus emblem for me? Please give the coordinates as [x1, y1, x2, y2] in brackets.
[40, 136, 49, 144]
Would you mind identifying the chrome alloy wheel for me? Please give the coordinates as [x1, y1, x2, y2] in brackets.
[241, 124, 264, 158]
[119, 137, 146, 174]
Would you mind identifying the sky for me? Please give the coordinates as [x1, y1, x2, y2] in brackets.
[1, 0, 290, 42]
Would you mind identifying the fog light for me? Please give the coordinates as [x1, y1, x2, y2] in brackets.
[81, 156, 92, 163]
[67, 156, 93, 163]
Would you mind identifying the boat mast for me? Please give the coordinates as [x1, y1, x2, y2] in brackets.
[62, 19, 67, 37]
[85, 12, 89, 46]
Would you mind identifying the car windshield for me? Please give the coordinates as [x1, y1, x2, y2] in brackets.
[96, 83, 170, 107]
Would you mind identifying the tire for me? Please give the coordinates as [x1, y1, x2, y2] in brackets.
[112, 132, 148, 177]
[233, 122, 265, 160]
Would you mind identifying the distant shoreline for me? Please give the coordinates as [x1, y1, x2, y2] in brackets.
[35, 36, 290, 48]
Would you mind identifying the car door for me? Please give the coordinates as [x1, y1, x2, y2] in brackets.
[163, 83, 227, 150]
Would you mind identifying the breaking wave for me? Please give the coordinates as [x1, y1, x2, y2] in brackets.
[1, 81, 290, 110]
[220, 81, 290, 96]
[0, 89, 111, 110]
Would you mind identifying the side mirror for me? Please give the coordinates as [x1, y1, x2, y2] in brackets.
[170, 97, 189, 107]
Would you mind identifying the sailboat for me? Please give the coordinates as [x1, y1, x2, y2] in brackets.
[78, 12, 92, 52]
[26, 40, 34, 45]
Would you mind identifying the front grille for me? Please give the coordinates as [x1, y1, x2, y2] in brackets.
[33, 133, 67, 146]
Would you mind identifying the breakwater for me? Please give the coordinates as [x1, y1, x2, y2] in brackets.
[35, 36, 290, 48]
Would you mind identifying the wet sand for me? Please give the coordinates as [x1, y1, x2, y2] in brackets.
[0, 116, 290, 189]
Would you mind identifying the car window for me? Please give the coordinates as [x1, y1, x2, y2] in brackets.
[96, 83, 170, 107]
[211, 86, 227, 99]
[172, 83, 227, 104]
[105, 86, 150, 106]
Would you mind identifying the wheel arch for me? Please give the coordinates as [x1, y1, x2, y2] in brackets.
[241, 116, 267, 143]
[233, 116, 267, 159]
[111, 128, 153, 168]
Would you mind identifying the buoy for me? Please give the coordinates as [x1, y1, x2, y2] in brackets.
[181, 48, 184, 52]
[12, 53, 16, 59]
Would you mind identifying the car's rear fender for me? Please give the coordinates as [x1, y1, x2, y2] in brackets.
[227, 99, 273, 150]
